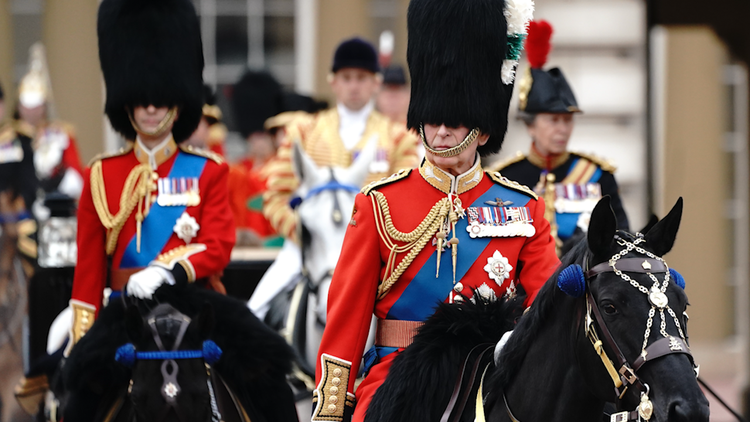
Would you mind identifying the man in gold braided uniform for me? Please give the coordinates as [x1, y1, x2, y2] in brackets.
[249, 37, 418, 320]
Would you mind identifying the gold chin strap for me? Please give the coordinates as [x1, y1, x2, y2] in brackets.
[420, 124, 480, 158]
[127, 106, 179, 138]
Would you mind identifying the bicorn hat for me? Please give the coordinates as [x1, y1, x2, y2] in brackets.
[518, 20, 581, 114]
[406, 0, 534, 156]
[98, 0, 205, 142]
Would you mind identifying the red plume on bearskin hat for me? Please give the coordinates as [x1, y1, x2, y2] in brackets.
[406, 0, 533, 156]
[98, 0, 204, 142]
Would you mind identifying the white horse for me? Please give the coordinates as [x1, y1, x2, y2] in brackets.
[250, 137, 378, 389]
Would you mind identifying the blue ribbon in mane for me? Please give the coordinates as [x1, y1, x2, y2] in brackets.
[120, 152, 207, 268]
[305, 180, 360, 199]
[115, 340, 222, 367]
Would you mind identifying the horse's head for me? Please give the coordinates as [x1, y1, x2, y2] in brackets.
[116, 303, 222, 422]
[291, 136, 377, 292]
[558, 197, 709, 421]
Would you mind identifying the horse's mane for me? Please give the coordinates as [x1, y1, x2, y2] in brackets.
[63, 284, 295, 400]
[492, 238, 590, 387]
[366, 295, 525, 422]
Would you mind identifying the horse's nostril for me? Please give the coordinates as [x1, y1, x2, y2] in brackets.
[669, 399, 710, 422]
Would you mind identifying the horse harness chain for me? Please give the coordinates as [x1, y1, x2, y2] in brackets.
[127, 310, 223, 422]
[585, 235, 697, 422]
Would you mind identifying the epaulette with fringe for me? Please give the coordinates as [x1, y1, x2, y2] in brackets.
[487, 171, 538, 200]
[361, 168, 411, 195]
[0, 125, 17, 145]
[487, 151, 526, 172]
[180, 144, 224, 165]
[87, 143, 134, 167]
[13, 120, 35, 138]
[571, 151, 616, 173]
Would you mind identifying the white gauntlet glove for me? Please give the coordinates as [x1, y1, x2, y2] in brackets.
[126, 266, 175, 299]
[47, 305, 73, 355]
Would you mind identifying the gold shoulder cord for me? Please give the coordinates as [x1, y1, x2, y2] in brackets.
[90, 161, 155, 255]
[371, 191, 451, 299]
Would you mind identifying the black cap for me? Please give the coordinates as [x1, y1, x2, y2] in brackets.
[382, 65, 408, 86]
[332, 38, 380, 74]
[98, 0, 205, 142]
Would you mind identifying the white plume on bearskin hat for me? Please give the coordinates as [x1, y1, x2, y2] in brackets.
[98, 0, 204, 142]
[406, 0, 533, 156]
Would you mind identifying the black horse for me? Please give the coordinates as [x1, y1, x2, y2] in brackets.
[367, 197, 710, 422]
[61, 285, 299, 422]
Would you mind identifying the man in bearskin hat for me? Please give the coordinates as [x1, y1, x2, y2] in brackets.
[249, 37, 419, 320]
[490, 20, 629, 254]
[46, 0, 234, 357]
[311, 1, 557, 420]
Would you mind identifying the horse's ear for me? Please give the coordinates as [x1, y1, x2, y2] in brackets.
[291, 139, 322, 190]
[193, 302, 215, 340]
[587, 196, 617, 260]
[345, 134, 379, 187]
[124, 304, 144, 342]
[639, 213, 659, 234]
[644, 197, 683, 256]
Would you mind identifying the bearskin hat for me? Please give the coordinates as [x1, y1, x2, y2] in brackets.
[231, 71, 285, 138]
[98, 0, 204, 142]
[406, 0, 533, 156]
[519, 20, 581, 114]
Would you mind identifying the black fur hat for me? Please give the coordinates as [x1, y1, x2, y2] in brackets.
[231, 71, 284, 138]
[407, 0, 526, 156]
[331, 38, 380, 74]
[98, 0, 204, 142]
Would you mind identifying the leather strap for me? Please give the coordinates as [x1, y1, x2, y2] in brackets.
[585, 258, 666, 280]
[632, 336, 693, 372]
[440, 344, 494, 422]
[375, 319, 424, 348]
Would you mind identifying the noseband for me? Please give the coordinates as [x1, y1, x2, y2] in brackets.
[583, 235, 697, 421]
[115, 307, 223, 422]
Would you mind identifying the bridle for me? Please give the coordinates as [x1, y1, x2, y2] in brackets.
[115, 307, 223, 422]
[581, 234, 697, 421]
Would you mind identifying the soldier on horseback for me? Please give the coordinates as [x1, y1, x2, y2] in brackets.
[49, 0, 235, 357]
[311, 0, 559, 421]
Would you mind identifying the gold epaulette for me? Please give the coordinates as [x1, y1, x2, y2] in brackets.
[180, 144, 224, 165]
[487, 171, 538, 200]
[13, 120, 35, 138]
[572, 151, 617, 173]
[0, 125, 17, 145]
[361, 168, 411, 195]
[487, 151, 526, 172]
[87, 143, 134, 167]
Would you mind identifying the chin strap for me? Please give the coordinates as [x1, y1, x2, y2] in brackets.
[128, 106, 179, 138]
[420, 124, 480, 158]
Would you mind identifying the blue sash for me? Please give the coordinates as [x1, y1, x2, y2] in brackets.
[386, 184, 532, 321]
[120, 152, 207, 268]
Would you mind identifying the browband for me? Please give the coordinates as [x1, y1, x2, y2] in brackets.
[585, 258, 666, 280]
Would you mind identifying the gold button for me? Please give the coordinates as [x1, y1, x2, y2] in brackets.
[327, 404, 337, 413]
[329, 396, 338, 404]
[331, 377, 340, 386]
[329, 386, 338, 395]
[333, 368, 342, 377]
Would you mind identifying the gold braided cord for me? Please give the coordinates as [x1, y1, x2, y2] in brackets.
[420, 124, 480, 158]
[90, 160, 154, 255]
[372, 191, 451, 299]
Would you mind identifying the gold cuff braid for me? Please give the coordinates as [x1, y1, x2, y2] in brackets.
[90, 161, 156, 255]
[312, 354, 355, 421]
[65, 301, 96, 356]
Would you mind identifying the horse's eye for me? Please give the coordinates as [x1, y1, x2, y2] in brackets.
[602, 303, 617, 315]
[683, 311, 689, 321]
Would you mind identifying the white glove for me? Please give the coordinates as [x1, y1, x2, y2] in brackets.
[126, 266, 175, 299]
[47, 305, 72, 355]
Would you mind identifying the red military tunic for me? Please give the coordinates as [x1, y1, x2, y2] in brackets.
[69, 137, 235, 341]
[312, 157, 559, 421]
